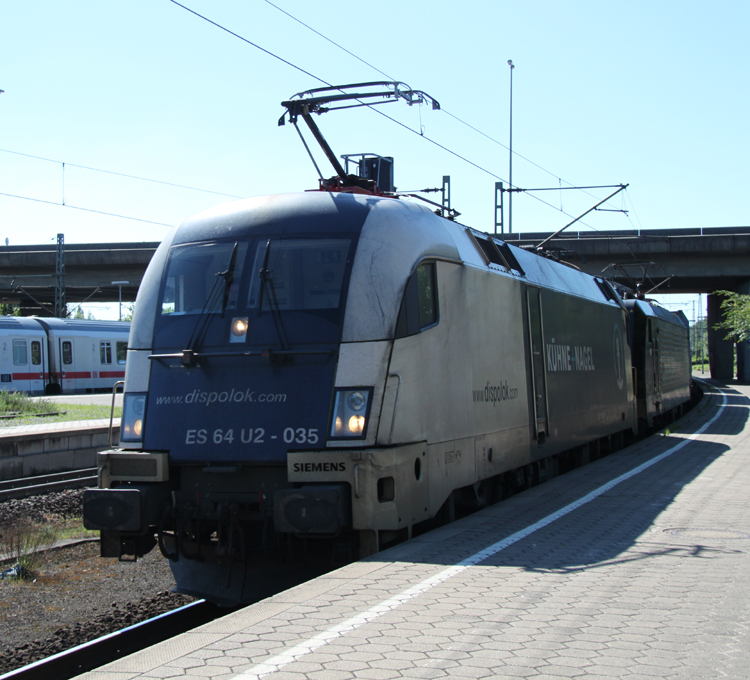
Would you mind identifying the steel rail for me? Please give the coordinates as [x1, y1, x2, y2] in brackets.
[0, 599, 224, 680]
[0, 468, 98, 502]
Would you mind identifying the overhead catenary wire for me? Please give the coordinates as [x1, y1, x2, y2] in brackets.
[168, 0, 327, 86]
[4, 1, 626, 234]
[167, 0, 618, 228]
[6, 3, 630, 234]
[0, 190, 173, 227]
[261, 0, 602, 203]
[168, 2, 505, 184]
[262, 0, 394, 82]
[1, 4, 634, 236]
[260, 1, 633, 229]
[167, 3, 503, 182]
[0, 148, 243, 200]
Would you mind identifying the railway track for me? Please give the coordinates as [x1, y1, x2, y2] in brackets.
[0, 469, 98, 503]
[1, 600, 227, 680]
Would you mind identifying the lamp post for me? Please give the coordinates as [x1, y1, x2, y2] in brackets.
[507, 59, 515, 234]
[112, 281, 129, 321]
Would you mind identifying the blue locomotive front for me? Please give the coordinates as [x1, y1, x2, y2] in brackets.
[85, 193, 387, 603]
[134, 202, 361, 463]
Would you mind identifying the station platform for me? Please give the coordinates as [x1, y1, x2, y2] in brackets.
[0, 418, 120, 481]
[76, 379, 750, 679]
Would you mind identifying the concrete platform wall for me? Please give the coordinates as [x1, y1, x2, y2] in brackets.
[0, 425, 119, 480]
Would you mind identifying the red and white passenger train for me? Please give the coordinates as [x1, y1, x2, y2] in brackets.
[0, 316, 130, 394]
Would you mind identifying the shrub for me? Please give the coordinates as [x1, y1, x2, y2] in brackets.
[0, 519, 60, 579]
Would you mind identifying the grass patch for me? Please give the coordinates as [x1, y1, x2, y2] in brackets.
[55, 519, 98, 542]
[0, 392, 121, 427]
[0, 392, 55, 416]
[0, 519, 60, 579]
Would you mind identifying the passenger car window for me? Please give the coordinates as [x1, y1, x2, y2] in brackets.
[116, 342, 127, 365]
[100, 341, 112, 364]
[395, 262, 438, 339]
[31, 341, 41, 366]
[12, 340, 27, 366]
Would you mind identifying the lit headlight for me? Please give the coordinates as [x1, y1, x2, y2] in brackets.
[330, 388, 372, 439]
[230, 317, 249, 343]
[121, 392, 147, 443]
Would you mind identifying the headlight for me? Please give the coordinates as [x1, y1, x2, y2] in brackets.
[121, 392, 147, 443]
[330, 388, 372, 439]
[230, 317, 249, 343]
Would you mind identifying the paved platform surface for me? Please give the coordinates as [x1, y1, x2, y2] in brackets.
[0, 418, 118, 438]
[76, 379, 750, 679]
[29, 393, 124, 408]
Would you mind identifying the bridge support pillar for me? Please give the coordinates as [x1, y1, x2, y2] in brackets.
[737, 339, 750, 384]
[707, 293, 734, 380]
[734, 281, 750, 384]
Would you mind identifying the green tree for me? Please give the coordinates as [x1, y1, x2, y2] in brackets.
[691, 317, 708, 367]
[714, 291, 750, 342]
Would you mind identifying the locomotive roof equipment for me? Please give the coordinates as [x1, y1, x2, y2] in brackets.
[279, 81, 439, 196]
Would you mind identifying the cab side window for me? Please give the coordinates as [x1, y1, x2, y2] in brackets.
[395, 262, 438, 339]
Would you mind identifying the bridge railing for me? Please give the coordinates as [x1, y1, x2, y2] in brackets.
[503, 226, 750, 241]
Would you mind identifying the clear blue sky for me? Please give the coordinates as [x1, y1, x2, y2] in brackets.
[2, 1, 748, 320]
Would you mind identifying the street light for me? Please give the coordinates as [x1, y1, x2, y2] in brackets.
[112, 281, 129, 321]
[507, 59, 515, 234]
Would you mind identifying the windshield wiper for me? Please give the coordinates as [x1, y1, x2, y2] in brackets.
[183, 243, 239, 365]
[257, 240, 290, 353]
[220, 242, 239, 315]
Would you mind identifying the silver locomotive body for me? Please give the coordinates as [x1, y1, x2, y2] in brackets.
[85, 191, 649, 605]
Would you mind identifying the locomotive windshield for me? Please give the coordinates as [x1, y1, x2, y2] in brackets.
[155, 237, 353, 349]
[161, 241, 249, 316]
[247, 239, 349, 312]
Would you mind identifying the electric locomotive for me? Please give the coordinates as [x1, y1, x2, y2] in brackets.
[84, 83, 689, 606]
[625, 299, 691, 430]
[83, 188, 645, 604]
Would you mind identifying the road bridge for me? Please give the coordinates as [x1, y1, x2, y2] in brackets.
[0, 241, 158, 314]
[504, 225, 750, 295]
[504, 225, 750, 381]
